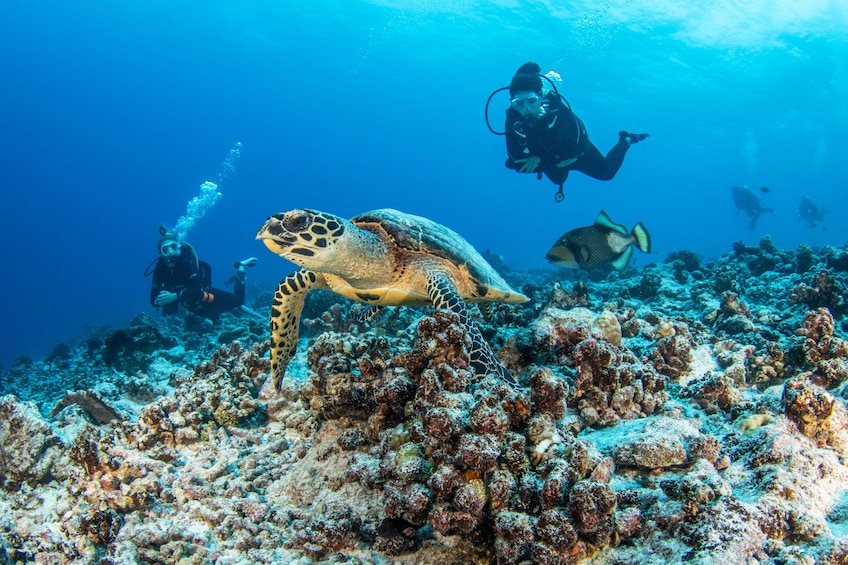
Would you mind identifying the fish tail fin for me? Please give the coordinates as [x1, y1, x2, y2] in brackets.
[611, 246, 634, 271]
[631, 222, 652, 253]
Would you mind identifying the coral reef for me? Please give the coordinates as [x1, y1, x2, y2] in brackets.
[0, 238, 847, 564]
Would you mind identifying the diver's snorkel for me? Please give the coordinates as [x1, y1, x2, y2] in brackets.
[484, 73, 571, 135]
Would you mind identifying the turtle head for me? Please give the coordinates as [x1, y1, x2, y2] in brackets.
[256, 209, 347, 268]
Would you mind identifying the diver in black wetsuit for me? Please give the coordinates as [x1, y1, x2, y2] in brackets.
[798, 195, 829, 230]
[147, 226, 257, 320]
[488, 62, 649, 202]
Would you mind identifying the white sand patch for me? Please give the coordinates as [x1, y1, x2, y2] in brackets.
[680, 344, 717, 387]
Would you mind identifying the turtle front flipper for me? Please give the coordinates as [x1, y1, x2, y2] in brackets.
[270, 269, 328, 391]
[426, 271, 518, 388]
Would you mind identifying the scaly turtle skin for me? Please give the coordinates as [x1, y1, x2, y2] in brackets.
[256, 208, 529, 391]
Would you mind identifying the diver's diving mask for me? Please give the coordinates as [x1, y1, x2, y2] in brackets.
[510, 93, 541, 112]
[159, 240, 181, 258]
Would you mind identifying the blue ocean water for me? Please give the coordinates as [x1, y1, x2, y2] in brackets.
[1, 0, 846, 369]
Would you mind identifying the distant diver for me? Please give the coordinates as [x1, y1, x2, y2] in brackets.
[798, 195, 829, 230]
[546, 210, 651, 271]
[146, 225, 258, 320]
[731, 184, 774, 231]
[485, 62, 649, 203]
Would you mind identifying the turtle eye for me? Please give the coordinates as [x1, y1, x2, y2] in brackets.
[283, 211, 313, 233]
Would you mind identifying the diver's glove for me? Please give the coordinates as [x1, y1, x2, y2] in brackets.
[514, 156, 541, 173]
[156, 290, 178, 306]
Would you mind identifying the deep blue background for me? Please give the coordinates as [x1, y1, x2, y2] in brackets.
[1, 1, 846, 368]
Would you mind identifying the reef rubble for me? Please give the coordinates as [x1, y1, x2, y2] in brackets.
[1, 237, 847, 564]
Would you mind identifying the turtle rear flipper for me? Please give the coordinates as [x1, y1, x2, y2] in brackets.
[270, 269, 328, 391]
[356, 304, 384, 323]
[426, 271, 518, 388]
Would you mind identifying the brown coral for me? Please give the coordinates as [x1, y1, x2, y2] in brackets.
[681, 371, 745, 413]
[79, 508, 122, 546]
[285, 506, 362, 561]
[650, 322, 694, 380]
[796, 308, 848, 365]
[782, 375, 835, 445]
[789, 270, 846, 314]
[529, 366, 568, 421]
[568, 479, 617, 540]
[521, 307, 667, 427]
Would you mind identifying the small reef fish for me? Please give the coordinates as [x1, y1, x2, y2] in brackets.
[546, 210, 652, 271]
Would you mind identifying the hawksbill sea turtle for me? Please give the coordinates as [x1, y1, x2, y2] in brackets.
[255, 208, 529, 391]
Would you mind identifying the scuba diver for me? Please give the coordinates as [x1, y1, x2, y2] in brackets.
[486, 61, 649, 202]
[147, 225, 258, 320]
[798, 195, 829, 230]
[730, 185, 774, 231]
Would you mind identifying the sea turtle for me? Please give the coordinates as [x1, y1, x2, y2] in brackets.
[256, 208, 529, 391]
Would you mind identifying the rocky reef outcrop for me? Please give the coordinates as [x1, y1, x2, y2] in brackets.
[1, 237, 847, 564]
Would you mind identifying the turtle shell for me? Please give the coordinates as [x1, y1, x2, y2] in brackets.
[351, 208, 518, 299]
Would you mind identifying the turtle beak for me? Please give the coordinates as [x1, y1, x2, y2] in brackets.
[256, 216, 295, 255]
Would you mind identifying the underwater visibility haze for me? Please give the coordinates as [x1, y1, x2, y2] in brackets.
[1, 2, 848, 564]
[0, 0, 846, 367]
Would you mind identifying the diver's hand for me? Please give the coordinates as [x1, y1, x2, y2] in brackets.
[556, 157, 578, 168]
[514, 156, 541, 173]
[156, 291, 178, 306]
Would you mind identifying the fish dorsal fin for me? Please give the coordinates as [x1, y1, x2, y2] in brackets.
[611, 245, 634, 271]
[595, 210, 627, 235]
